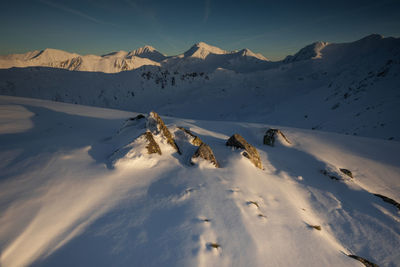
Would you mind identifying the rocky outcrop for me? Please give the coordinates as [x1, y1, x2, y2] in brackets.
[263, 128, 291, 146]
[117, 114, 146, 134]
[348, 255, 379, 267]
[339, 168, 353, 178]
[226, 134, 262, 169]
[129, 114, 145, 121]
[320, 169, 341, 180]
[192, 143, 220, 168]
[143, 131, 161, 155]
[178, 127, 203, 146]
[178, 127, 219, 167]
[373, 194, 400, 210]
[147, 111, 181, 154]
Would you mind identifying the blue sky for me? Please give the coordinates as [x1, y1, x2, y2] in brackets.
[1, 0, 399, 60]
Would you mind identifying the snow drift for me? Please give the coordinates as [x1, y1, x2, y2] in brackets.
[0, 95, 399, 266]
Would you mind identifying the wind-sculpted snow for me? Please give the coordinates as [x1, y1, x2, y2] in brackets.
[0, 96, 399, 266]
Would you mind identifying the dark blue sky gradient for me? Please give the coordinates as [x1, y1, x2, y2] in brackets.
[1, 0, 399, 60]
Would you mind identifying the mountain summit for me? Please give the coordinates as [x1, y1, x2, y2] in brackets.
[128, 45, 166, 62]
[183, 42, 229, 59]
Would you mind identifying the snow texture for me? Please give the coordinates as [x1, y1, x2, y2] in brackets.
[0, 95, 399, 267]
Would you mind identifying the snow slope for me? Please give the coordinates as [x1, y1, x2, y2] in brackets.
[0, 95, 399, 267]
[1, 35, 399, 141]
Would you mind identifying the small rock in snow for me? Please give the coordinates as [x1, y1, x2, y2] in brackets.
[263, 128, 291, 146]
[348, 255, 380, 267]
[226, 134, 263, 169]
[339, 168, 353, 178]
[373, 194, 400, 210]
[191, 143, 220, 168]
[147, 111, 181, 154]
[143, 131, 161, 155]
[178, 126, 203, 146]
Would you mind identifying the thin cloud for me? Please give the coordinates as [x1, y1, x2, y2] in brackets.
[203, 0, 211, 23]
[39, 0, 103, 24]
[123, 0, 157, 22]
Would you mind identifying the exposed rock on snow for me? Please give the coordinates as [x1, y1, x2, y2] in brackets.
[321, 168, 355, 182]
[339, 168, 353, 178]
[247, 201, 260, 208]
[117, 114, 146, 134]
[178, 127, 203, 146]
[226, 134, 262, 169]
[263, 128, 291, 146]
[177, 127, 219, 167]
[110, 130, 162, 166]
[191, 143, 220, 168]
[147, 111, 181, 154]
[143, 131, 162, 155]
[307, 224, 322, 231]
[348, 255, 380, 267]
[206, 242, 221, 250]
[320, 169, 341, 181]
[130, 114, 146, 120]
[373, 194, 400, 210]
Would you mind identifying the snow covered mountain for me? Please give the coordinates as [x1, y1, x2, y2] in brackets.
[1, 34, 399, 141]
[0, 33, 400, 267]
[0, 42, 270, 73]
[0, 95, 399, 267]
[0, 47, 162, 73]
[161, 42, 270, 72]
[127, 45, 167, 62]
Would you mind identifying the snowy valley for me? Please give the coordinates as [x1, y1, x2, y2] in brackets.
[0, 33, 399, 267]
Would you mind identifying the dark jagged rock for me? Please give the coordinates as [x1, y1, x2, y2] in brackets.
[307, 224, 322, 231]
[147, 111, 181, 154]
[348, 255, 379, 267]
[191, 143, 220, 168]
[117, 114, 146, 134]
[263, 128, 291, 146]
[226, 134, 262, 169]
[373, 194, 400, 210]
[320, 169, 341, 180]
[206, 242, 221, 250]
[143, 131, 161, 155]
[178, 127, 203, 146]
[340, 168, 353, 178]
[129, 114, 145, 120]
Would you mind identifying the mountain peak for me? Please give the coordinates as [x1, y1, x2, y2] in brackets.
[30, 48, 78, 62]
[128, 46, 166, 62]
[355, 34, 384, 43]
[238, 48, 268, 61]
[283, 41, 329, 63]
[184, 42, 228, 59]
[136, 45, 157, 52]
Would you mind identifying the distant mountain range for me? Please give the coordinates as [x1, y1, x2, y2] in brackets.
[1, 34, 398, 74]
[0, 41, 270, 73]
[0, 34, 399, 140]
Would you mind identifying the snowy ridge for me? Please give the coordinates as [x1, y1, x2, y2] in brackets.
[237, 48, 268, 61]
[0, 95, 399, 266]
[183, 42, 230, 59]
[284, 41, 329, 62]
[127, 45, 167, 62]
[0, 42, 269, 73]
[0, 48, 162, 73]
